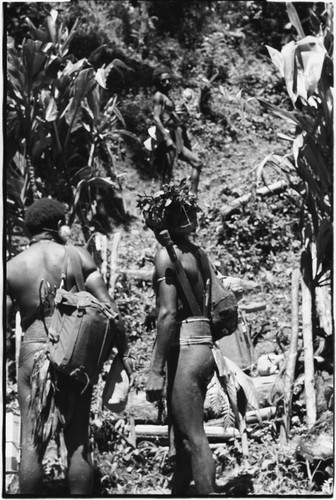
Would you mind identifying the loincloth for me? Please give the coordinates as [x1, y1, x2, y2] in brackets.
[172, 316, 212, 346]
[19, 317, 52, 367]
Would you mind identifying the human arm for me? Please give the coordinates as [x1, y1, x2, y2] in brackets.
[77, 247, 132, 380]
[146, 249, 177, 402]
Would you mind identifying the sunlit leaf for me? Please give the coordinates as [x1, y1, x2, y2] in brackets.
[286, 2, 305, 39]
[266, 45, 284, 77]
[45, 96, 58, 122]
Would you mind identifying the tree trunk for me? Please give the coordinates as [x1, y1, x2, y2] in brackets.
[280, 268, 300, 443]
[301, 276, 317, 430]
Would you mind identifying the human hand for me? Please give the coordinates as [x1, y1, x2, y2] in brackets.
[146, 371, 165, 403]
[121, 355, 134, 387]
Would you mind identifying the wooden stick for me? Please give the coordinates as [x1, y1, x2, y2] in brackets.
[280, 268, 300, 443]
[301, 275, 317, 430]
[109, 231, 121, 298]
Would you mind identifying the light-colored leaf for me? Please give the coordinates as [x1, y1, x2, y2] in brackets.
[45, 96, 58, 122]
[286, 2, 305, 39]
[266, 45, 284, 77]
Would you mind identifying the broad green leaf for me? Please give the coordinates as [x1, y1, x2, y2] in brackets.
[286, 2, 305, 39]
[266, 45, 284, 77]
[315, 219, 332, 279]
[60, 18, 80, 58]
[45, 12, 57, 43]
[25, 17, 49, 43]
[86, 85, 100, 122]
[95, 63, 114, 90]
[62, 58, 87, 77]
[45, 96, 58, 122]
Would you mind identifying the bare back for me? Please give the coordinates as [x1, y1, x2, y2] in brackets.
[154, 242, 205, 322]
[6, 242, 98, 322]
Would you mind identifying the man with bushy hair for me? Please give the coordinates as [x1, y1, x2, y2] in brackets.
[24, 197, 67, 237]
[6, 198, 132, 495]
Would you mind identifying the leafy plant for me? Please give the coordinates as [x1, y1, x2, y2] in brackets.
[6, 9, 132, 251]
[258, 3, 333, 287]
[137, 178, 200, 230]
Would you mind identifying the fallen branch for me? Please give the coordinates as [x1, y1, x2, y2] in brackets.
[220, 180, 288, 218]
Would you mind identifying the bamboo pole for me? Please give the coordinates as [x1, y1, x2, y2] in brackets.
[280, 268, 300, 443]
[109, 231, 121, 298]
[15, 311, 22, 379]
[301, 276, 317, 430]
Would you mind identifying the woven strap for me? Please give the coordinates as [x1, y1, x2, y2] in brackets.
[61, 245, 86, 292]
[159, 230, 203, 316]
[193, 248, 214, 318]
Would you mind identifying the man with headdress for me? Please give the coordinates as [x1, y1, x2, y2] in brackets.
[138, 181, 216, 495]
[150, 67, 203, 193]
[6, 198, 132, 495]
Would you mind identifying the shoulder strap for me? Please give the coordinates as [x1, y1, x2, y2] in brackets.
[159, 230, 202, 316]
[195, 248, 212, 282]
[193, 247, 212, 317]
[62, 245, 86, 292]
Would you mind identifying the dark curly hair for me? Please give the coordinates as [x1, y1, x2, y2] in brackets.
[153, 66, 172, 83]
[25, 198, 65, 236]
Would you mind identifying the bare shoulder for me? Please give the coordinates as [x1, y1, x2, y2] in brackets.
[153, 91, 165, 104]
[6, 249, 29, 278]
[73, 245, 97, 274]
[154, 247, 174, 277]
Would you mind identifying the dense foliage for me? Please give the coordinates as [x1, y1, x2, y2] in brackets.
[5, 1, 333, 496]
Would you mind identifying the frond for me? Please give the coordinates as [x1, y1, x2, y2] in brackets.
[204, 374, 235, 430]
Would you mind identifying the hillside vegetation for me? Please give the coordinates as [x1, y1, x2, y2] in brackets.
[5, 1, 333, 496]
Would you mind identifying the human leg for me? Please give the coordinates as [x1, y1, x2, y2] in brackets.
[179, 147, 202, 193]
[168, 344, 216, 495]
[18, 346, 46, 494]
[60, 379, 94, 495]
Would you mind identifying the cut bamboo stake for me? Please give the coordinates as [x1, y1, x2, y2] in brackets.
[135, 424, 240, 440]
[301, 275, 317, 430]
[280, 268, 300, 444]
[15, 311, 22, 378]
[109, 231, 121, 298]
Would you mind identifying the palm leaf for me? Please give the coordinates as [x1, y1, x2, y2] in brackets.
[204, 373, 234, 430]
[221, 354, 259, 411]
